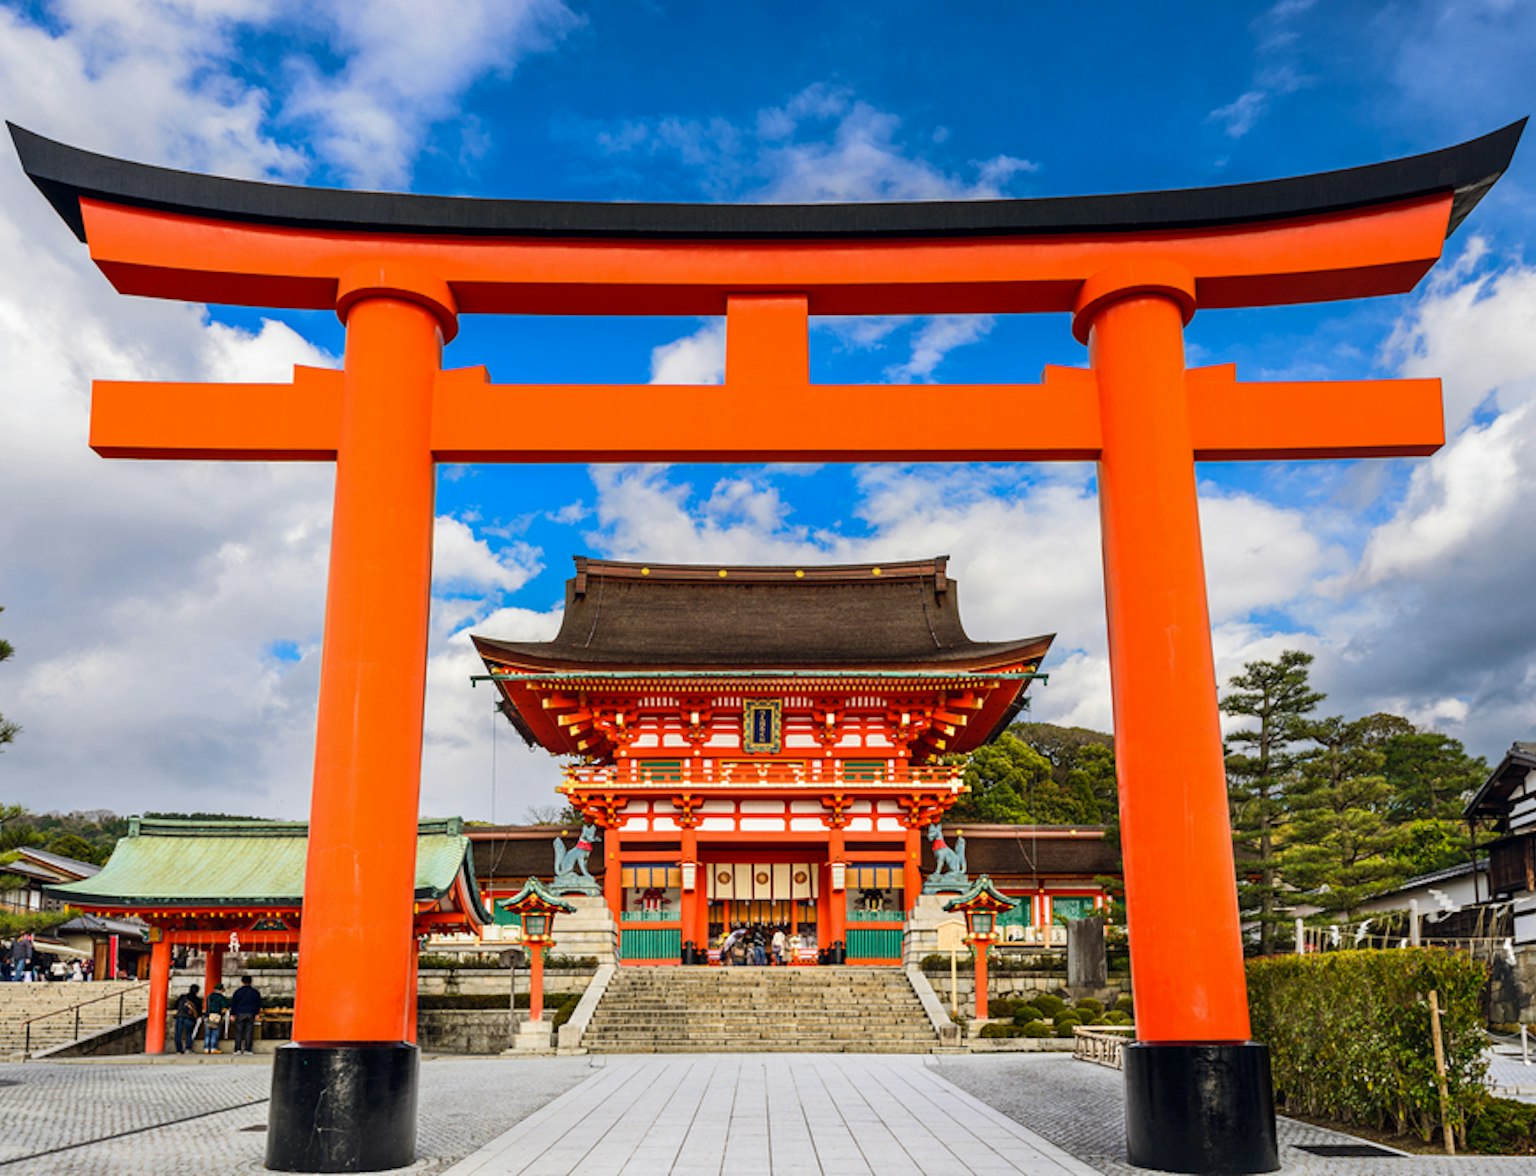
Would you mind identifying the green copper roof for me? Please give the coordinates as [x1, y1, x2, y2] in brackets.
[45, 817, 490, 922]
[501, 876, 576, 914]
[942, 874, 1020, 913]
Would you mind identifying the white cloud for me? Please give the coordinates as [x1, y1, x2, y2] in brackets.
[1382, 244, 1536, 432]
[0, 2, 567, 820]
[1206, 0, 1315, 139]
[280, 0, 580, 188]
[649, 320, 725, 385]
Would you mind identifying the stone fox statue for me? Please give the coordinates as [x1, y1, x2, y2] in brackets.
[553, 824, 599, 879]
[926, 823, 966, 876]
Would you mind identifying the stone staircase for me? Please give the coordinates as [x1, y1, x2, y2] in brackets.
[0, 981, 150, 1058]
[581, 966, 940, 1054]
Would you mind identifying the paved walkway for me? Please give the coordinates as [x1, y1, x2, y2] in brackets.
[445, 1055, 1095, 1176]
[2, 1051, 1535, 1174]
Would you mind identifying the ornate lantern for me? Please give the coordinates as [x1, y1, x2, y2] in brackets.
[501, 877, 575, 1022]
[944, 875, 1020, 1021]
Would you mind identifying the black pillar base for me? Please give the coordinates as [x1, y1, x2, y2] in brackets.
[266, 1042, 418, 1172]
[1123, 1041, 1278, 1174]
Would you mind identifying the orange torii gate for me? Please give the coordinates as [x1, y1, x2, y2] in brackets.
[11, 120, 1522, 1174]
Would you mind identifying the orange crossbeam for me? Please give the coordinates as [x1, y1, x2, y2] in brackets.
[428, 365, 1103, 464]
[90, 365, 343, 460]
[1187, 364, 1443, 459]
[89, 360, 1442, 466]
[78, 193, 1453, 316]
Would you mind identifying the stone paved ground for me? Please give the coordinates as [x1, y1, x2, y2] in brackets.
[1486, 1048, 1536, 1101]
[3, 1052, 1536, 1174]
[0, 1055, 594, 1175]
[935, 1053, 1536, 1175]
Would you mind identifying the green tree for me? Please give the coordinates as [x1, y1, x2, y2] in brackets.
[1281, 716, 1402, 921]
[1011, 722, 1119, 822]
[44, 832, 106, 865]
[1222, 650, 1324, 955]
[0, 606, 17, 750]
[0, 802, 43, 852]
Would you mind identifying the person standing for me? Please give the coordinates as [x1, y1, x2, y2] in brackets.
[229, 974, 261, 1055]
[771, 926, 787, 967]
[10, 933, 34, 982]
[203, 983, 230, 1053]
[173, 983, 202, 1054]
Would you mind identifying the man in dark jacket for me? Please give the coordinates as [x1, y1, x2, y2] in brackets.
[8, 933, 34, 982]
[173, 983, 202, 1054]
[229, 975, 261, 1055]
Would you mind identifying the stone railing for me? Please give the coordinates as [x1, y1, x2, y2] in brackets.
[1072, 1024, 1136, 1069]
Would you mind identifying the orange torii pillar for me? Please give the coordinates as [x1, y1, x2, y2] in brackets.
[10, 119, 1522, 1174]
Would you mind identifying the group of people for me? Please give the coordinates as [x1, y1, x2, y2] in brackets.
[717, 924, 808, 966]
[3, 931, 92, 981]
[172, 974, 263, 1055]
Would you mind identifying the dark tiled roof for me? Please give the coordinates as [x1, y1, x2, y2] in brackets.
[474, 556, 1051, 671]
[1465, 741, 1536, 825]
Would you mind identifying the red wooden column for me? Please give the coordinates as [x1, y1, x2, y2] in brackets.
[145, 936, 171, 1054]
[272, 265, 455, 1165]
[604, 826, 624, 925]
[680, 823, 699, 959]
[902, 822, 922, 916]
[204, 944, 224, 994]
[827, 826, 847, 956]
[405, 938, 420, 1045]
[1077, 263, 1269, 1169]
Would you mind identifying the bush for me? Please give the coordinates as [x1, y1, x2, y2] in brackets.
[418, 953, 505, 969]
[1054, 1021, 1078, 1039]
[987, 997, 1024, 1019]
[545, 955, 599, 970]
[1017, 1001, 1047, 1022]
[549, 992, 583, 1030]
[1032, 993, 1067, 1017]
[1012, 1008, 1042, 1027]
[1247, 949, 1488, 1144]
[1023, 1022, 1052, 1038]
[979, 1022, 1025, 1038]
[1074, 997, 1104, 1017]
[1465, 1095, 1536, 1155]
[415, 992, 574, 1011]
[1105, 1010, 1132, 1026]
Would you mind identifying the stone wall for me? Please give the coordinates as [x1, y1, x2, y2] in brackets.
[1487, 945, 1536, 1025]
[919, 970, 1130, 1011]
[171, 964, 598, 1000]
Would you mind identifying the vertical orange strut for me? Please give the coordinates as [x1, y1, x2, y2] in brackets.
[291, 294, 442, 1044]
[680, 826, 698, 955]
[204, 944, 224, 995]
[828, 828, 847, 950]
[146, 937, 171, 1053]
[903, 824, 922, 917]
[604, 827, 623, 925]
[1089, 286, 1251, 1044]
[972, 938, 989, 1021]
[405, 944, 419, 1044]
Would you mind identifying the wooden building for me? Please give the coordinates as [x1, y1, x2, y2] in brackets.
[475, 555, 1114, 964]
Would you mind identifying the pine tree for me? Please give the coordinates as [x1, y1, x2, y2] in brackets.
[1281, 716, 1401, 921]
[1221, 650, 1324, 955]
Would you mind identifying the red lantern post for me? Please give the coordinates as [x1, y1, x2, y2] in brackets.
[944, 876, 1019, 1022]
[501, 878, 574, 1024]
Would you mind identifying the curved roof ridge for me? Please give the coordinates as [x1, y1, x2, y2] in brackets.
[11, 120, 1524, 244]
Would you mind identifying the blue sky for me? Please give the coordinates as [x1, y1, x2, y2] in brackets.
[1, 0, 1535, 823]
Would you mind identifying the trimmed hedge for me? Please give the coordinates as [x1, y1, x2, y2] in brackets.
[1247, 950, 1488, 1144]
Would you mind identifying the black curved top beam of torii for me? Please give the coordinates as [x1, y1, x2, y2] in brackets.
[8, 118, 1525, 244]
